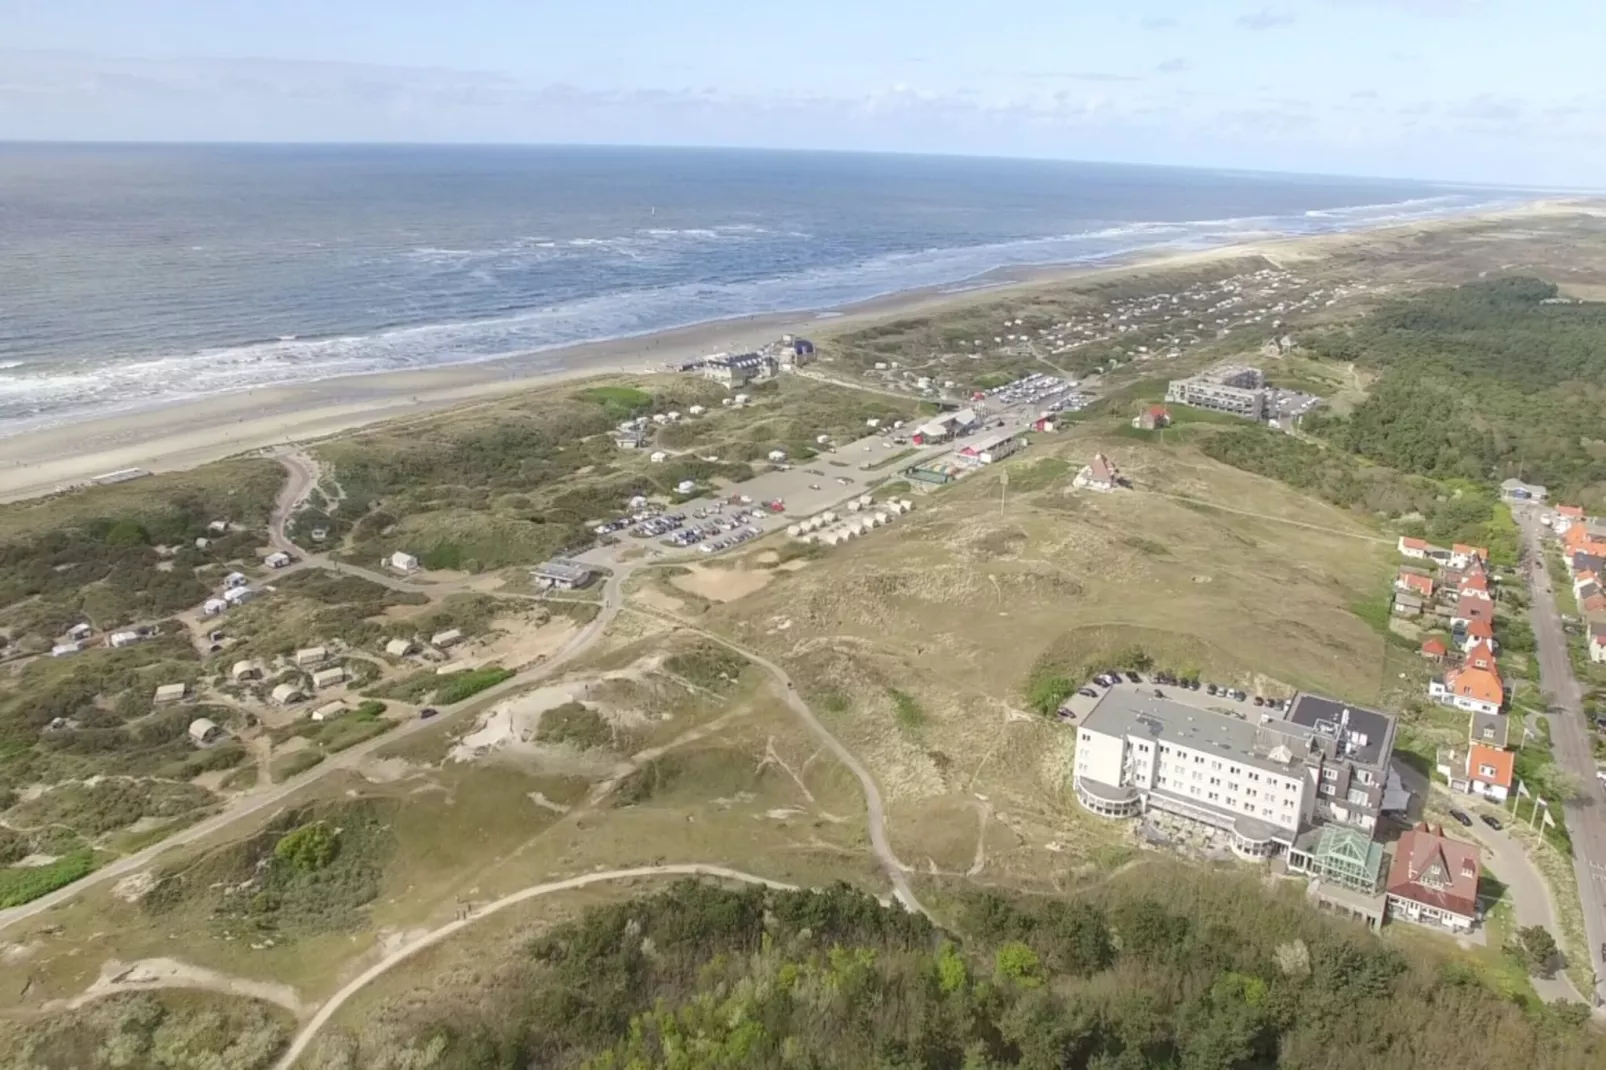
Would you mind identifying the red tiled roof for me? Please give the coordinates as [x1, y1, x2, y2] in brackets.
[1557, 504, 1585, 518]
[1401, 537, 1429, 551]
[1387, 823, 1480, 921]
[1087, 453, 1119, 482]
[1462, 618, 1495, 641]
[1456, 593, 1493, 621]
[1452, 543, 1489, 559]
[1464, 640, 1497, 670]
[1468, 742, 1515, 788]
[1421, 638, 1448, 657]
[1398, 571, 1434, 596]
[1448, 666, 1504, 707]
[1147, 405, 1169, 418]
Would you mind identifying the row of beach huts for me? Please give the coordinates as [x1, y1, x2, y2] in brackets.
[786, 497, 914, 547]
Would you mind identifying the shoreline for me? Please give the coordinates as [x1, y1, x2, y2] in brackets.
[0, 198, 1587, 503]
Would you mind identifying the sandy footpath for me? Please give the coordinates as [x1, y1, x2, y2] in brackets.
[0, 200, 1584, 504]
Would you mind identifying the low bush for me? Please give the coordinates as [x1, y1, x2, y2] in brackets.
[0, 849, 95, 907]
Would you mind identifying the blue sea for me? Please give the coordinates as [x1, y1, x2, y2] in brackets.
[0, 144, 1531, 431]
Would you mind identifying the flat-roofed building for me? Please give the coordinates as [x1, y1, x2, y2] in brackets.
[532, 559, 595, 590]
[1073, 685, 1400, 858]
[1165, 363, 1267, 420]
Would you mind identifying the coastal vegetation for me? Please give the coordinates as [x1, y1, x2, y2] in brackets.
[0, 991, 291, 1070]
[1304, 276, 1606, 504]
[313, 375, 916, 571]
[306, 874, 1604, 1069]
[0, 459, 282, 641]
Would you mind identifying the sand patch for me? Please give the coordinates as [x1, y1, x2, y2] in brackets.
[635, 585, 689, 614]
[53, 957, 305, 1014]
[357, 756, 419, 783]
[472, 616, 578, 670]
[112, 871, 157, 904]
[669, 563, 776, 603]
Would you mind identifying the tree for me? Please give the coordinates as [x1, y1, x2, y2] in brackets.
[274, 821, 339, 871]
[994, 941, 1044, 988]
[1514, 925, 1559, 977]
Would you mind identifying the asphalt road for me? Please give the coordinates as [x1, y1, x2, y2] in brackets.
[1517, 507, 1606, 1005]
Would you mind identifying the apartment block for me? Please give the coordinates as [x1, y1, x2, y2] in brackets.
[1164, 363, 1268, 420]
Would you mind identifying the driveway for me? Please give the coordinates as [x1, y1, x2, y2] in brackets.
[1516, 507, 1606, 1006]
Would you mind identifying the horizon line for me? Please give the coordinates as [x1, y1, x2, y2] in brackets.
[0, 138, 1592, 194]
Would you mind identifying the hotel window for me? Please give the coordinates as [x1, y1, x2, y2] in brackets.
[1209, 777, 1221, 787]
[1246, 788, 1258, 799]
[1320, 767, 1337, 781]
[1226, 797, 1237, 808]
[1230, 766, 1241, 776]
[1207, 792, 1219, 802]
[1211, 761, 1221, 771]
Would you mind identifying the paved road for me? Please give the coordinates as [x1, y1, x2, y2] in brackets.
[272, 864, 796, 1070]
[1517, 508, 1606, 1005]
[1462, 815, 1586, 1003]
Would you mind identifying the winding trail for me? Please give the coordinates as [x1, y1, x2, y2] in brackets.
[271, 865, 794, 1070]
[622, 604, 926, 916]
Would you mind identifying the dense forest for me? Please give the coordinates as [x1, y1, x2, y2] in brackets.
[1302, 277, 1606, 500]
[311, 873, 1603, 1070]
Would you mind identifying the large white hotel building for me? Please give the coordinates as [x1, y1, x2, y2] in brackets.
[1073, 686, 1399, 860]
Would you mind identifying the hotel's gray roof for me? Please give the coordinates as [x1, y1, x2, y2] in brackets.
[1080, 687, 1314, 777]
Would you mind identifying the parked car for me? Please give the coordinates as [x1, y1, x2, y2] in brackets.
[420, 707, 439, 720]
[1252, 695, 1265, 707]
[1481, 814, 1504, 831]
[1077, 688, 1098, 698]
[1449, 809, 1473, 827]
[1125, 671, 1141, 683]
[1206, 683, 1218, 695]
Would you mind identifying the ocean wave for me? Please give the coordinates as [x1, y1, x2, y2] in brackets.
[0, 192, 1529, 434]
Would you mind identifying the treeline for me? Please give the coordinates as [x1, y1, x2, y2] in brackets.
[1200, 428, 1518, 563]
[1303, 277, 1606, 500]
[314, 872, 1603, 1070]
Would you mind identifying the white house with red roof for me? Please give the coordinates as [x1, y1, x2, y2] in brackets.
[1591, 622, 1606, 664]
[1552, 504, 1585, 535]
[1385, 823, 1480, 932]
[1397, 536, 1437, 560]
[1447, 544, 1489, 570]
[1072, 453, 1123, 493]
[1394, 569, 1434, 598]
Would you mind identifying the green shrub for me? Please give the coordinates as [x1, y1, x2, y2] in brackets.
[435, 666, 515, 705]
[0, 849, 95, 907]
[274, 821, 339, 871]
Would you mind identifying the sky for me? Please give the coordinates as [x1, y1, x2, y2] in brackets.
[2, 0, 1602, 186]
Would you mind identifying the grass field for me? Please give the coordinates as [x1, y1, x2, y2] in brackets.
[693, 415, 1394, 878]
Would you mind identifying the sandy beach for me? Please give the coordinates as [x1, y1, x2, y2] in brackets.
[0, 199, 1584, 504]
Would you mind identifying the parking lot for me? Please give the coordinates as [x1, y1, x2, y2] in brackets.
[1266, 388, 1322, 426]
[574, 399, 1050, 571]
[1053, 671, 1290, 723]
